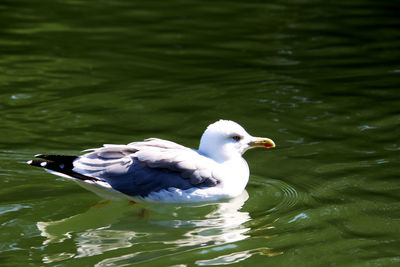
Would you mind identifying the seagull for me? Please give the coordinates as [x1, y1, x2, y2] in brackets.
[27, 120, 275, 203]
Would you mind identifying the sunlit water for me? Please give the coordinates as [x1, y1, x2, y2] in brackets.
[1, 0, 399, 266]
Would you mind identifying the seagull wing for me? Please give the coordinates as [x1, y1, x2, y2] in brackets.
[71, 138, 221, 197]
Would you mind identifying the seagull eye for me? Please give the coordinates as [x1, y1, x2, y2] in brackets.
[232, 135, 242, 142]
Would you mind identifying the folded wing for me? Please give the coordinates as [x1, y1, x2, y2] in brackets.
[72, 138, 221, 197]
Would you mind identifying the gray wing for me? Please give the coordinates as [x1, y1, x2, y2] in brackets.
[73, 138, 221, 197]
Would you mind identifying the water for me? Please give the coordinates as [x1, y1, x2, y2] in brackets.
[1, 0, 399, 266]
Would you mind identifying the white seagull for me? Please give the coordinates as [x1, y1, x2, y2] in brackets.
[28, 120, 275, 203]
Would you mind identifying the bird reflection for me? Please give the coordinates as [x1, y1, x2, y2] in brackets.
[37, 191, 251, 263]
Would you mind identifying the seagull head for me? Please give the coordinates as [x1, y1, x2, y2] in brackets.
[198, 120, 275, 162]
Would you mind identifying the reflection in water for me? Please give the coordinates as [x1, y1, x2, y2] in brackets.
[162, 190, 250, 247]
[37, 200, 126, 246]
[195, 247, 283, 266]
[37, 191, 251, 264]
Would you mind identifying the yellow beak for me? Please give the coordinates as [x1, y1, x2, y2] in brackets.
[249, 137, 276, 148]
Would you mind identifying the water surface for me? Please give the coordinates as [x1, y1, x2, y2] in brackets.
[1, 0, 399, 266]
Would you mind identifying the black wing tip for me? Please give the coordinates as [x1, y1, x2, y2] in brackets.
[29, 154, 78, 168]
[27, 154, 101, 182]
[27, 159, 44, 167]
[28, 154, 76, 169]
[34, 154, 78, 161]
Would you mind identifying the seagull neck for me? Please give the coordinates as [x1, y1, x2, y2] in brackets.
[198, 149, 241, 164]
[219, 157, 250, 196]
[198, 135, 243, 163]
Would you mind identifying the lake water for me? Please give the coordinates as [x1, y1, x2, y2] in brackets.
[1, 0, 399, 266]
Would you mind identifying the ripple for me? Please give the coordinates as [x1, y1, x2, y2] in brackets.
[0, 204, 30, 216]
[249, 177, 304, 213]
[195, 247, 283, 266]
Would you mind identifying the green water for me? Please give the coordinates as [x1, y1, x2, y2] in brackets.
[1, 0, 399, 266]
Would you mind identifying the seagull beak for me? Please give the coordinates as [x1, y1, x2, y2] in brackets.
[249, 137, 276, 149]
